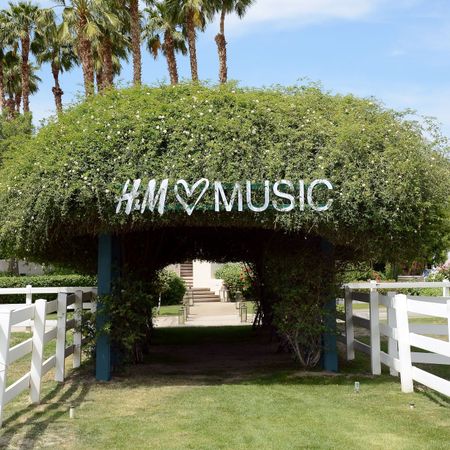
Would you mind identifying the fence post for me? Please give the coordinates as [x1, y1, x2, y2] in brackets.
[25, 284, 32, 305]
[73, 290, 83, 369]
[55, 292, 67, 382]
[30, 299, 47, 403]
[344, 286, 355, 360]
[90, 290, 97, 313]
[369, 280, 381, 375]
[0, 310, 12, 427]
[444, 279, 449, 298]
[447, 300, 450, 340]
[387, 292, 398, 376]
[394, 294, 414, 393]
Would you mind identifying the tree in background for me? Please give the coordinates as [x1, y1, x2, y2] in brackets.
[144, 0, 187, 85]
[92, 27, 129, 92]
[94, 1, 127, 90]
[57, 0, 120, 96]
[168, 0, 210, 82]
[128, 0, 142, 85]
[212, 0, 254, 84]
[1, 49, 40, 118]
[0, 9, 15, 111]
[4, 1, 39, 114]
[34, 9, 78, 112]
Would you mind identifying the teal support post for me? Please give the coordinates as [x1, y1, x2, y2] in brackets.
[323, 298, 338, 372]
[96, 234, 120, 381]
[321, 238, 338, 372]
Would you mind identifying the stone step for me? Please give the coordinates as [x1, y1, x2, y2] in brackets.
[188, 287, 221, 302]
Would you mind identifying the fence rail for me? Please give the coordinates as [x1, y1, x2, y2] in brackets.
[339, 280, 450, 397]
[0, 287, 96, 427]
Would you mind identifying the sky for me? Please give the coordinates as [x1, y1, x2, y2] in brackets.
[5, 0, 450, 137]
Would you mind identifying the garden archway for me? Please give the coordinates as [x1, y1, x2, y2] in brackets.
[0, 84, 447, 381]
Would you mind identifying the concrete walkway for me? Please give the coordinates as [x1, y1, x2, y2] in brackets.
[155, 302, 254, 328]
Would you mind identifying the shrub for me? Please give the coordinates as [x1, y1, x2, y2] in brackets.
[158, 270, 186, 305]
[95, 280, 155, 367]
[215, 263, 251, 301]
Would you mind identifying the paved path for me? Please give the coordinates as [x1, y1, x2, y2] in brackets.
[155, 302, 254, 328]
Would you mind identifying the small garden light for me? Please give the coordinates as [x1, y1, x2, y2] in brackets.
[354, 381, 360, 393]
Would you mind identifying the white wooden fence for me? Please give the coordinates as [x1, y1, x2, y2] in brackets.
[394, 293, 450, 396]
[339, 280, 450, 397]
[0, 287, 96, 427]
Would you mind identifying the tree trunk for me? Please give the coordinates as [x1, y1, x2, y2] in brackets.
[186, 10, 199, 82]
[130, 0, 141, 85]
[102, 37, 114, 89]
[21, 34, 31, 113]
[0, 59, 4, 111]
[164, 30, 179, 85]
[7, 258, 19, 276]
[215, 7, 227, 84]
[96, 67, 104, 93]
[78, 16, 95, 96]
[15, 92, 21, 112]
[51, 62, 63, 113]
[5, 96, 15, 119]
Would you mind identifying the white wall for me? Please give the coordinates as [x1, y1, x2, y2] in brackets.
[0, 260, 44, 276]
[192, 261, 224, 294]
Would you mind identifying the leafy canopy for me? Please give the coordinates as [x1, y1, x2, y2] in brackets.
[0, 83, 448, 265]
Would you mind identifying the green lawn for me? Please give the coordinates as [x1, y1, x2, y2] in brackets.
[156, 304, 181, 316]
[1, 326, 449, 450]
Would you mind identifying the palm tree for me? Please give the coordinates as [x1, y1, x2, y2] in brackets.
[0, 49, 5, 111]
[2, 49, 40, 118]
[5, 1, 39, 114]
[144, 1, 187, 85]
[91, 24, 129, 91]
[2, 50, 20, 118]
[128, 0, 141, 85]
[0, 10, 14, 111]
[34, 9, 78, 112]
[97, 2, 128, 90]
[168, 0, 209, 82]
[213, 0, 254, 84]
[56, 0, 120, 96]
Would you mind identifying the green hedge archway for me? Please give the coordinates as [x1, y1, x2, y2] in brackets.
[0, 84, 448, 378]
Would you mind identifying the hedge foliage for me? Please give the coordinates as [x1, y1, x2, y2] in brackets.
[0, 274, 96, 288]
[0, 84, 448, 268]
[215, 263, 250, 301]
[158, 269, 186, 305]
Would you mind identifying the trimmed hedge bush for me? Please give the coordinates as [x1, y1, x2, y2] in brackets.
[158, 270, 186, 305]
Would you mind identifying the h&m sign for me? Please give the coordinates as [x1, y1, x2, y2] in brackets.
[116, 178, 333, 216]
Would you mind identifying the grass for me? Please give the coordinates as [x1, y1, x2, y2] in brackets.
[1, 326, 449, 450]
[156, 305, 181, 316]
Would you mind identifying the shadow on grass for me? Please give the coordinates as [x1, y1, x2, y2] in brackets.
[417, 388, 450, 408]
[106, 326, 405, 390]
[0, 370, 92, 450]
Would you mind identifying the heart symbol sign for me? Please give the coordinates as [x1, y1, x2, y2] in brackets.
[174, 178, 210, 216]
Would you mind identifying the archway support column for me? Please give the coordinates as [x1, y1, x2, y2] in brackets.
[323, 298, 338, 372]
[96, 234, 120, 381]
[321, 238, 338, 372]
